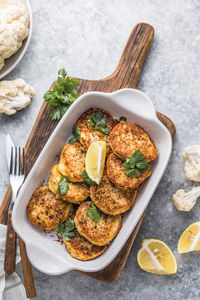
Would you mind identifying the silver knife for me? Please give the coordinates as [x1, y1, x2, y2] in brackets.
[4, 134, 18, 274]
[6, 134, 15, 172]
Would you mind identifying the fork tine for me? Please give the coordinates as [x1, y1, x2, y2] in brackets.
[22, 148, 25, 175]
[14, 146, 17, 175]
[18, 147, 21, 175]
[9, 147, 13, 174]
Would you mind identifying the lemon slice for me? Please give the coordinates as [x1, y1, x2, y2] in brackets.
[137, 239, 177, 274]
[85, 141, 106, 184]
[178, 222, 200, 253]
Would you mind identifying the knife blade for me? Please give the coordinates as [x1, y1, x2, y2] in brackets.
[6, 134, 15, 172]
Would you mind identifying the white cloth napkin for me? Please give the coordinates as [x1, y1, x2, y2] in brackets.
[0, 224, 29, 300]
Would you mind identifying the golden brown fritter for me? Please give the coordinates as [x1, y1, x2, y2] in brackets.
[63, 206, 107, 260]
[90, 172, 137, 215]
[27, 186, 71, 230]
[64, 233, 107, 261]
[107, 153, 152, 190]
[76, 108, 117, 155]
[109, 122, 157, 161]
[48, 164, 89, 204]
[74, 201, 122, 246]
[58, 142, 86, 182]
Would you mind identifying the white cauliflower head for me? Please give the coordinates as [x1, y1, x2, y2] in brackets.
[173, 186, 200, 211]
[0, 79, 35, 115]
[0, 0, 30, 70]
[183, 145, 200, 182]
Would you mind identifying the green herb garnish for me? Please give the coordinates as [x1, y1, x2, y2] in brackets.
[123, 149, 151, 178]
[57, 177, 69, 195]
[55, 220, 75, 241]
[87, 111, 110, 135]
[80, 170, 96, 186]
[119, 116, 127, 122]
[44, 68, 80, 120]
[68, 126, 80, 144]
[88, 204, 102, 222]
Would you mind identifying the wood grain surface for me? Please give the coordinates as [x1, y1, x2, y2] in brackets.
[4, 211, 17, 275]
[19, 238, 37, 298]
[0, 22, 175, 284]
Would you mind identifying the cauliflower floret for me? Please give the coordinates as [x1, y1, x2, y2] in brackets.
[0, 0, 30, 70]
[183, 145, 200, 182]
[173, 186, 200, 211]
[0, 79, 35, 115]
[0, 57, 4, 70]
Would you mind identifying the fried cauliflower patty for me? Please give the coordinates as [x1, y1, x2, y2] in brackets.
[107, 153, 152, 190]
[76, 108, 117, 155]
[109, 122, 157, 161]
[64, 233, 107, 261]
[58, 142, 86, 182]
[75, 201, 122, 246]
[27, 186, 71, 230]
[48, 164, 89, 204]
[90, 172, 137, 215]
[63, 206, 107, 260]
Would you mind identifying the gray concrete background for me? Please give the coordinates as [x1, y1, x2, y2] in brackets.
[1, 0, 200, 299]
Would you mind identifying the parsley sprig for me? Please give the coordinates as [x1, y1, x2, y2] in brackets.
[55, 220, 75, 241]
[80, 170, 96, 186]
[88, 204, 102, 222]
[57, 177, 69, 195]
[123, 149, 151, 178]
[44, 68, 80, 120]
[68, 126, 80, 144]
[119, 116, 127, 122]
[88, 111, 110, 135]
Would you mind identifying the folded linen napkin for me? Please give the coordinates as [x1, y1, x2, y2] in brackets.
[0, 224, 28, 300]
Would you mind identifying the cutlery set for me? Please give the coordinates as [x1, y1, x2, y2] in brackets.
[3, 134, 36, 298]
[4, 136, 25, 275]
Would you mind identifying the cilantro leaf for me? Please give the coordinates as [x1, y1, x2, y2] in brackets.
[80, 170, 96, 186]
[123, 149, 151, 178]
[68, 126, 80, 144]
[68, 137, 77, 144]
[136, 161, 149, 170]
[57, 177, 69, 195]
[73, 126, 80, 139]
[130, 149, 144, 164]
[58, 68, 67, 77]
[88, 204, 102, 222]
[55, 220, 75, 241]
[126, 168, 141, 177]
[119, 116, 127, 122]
[65, 220, 75, 232]
[63, 231, 76, 241]
[44, 68, 80, 120]
[50, 107, 61, 120]
[56, 223, 65, 235]
[87, 111, 110, 135]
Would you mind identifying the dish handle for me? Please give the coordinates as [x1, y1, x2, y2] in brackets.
[109, 88, 158, 121]
[25, 242, 73, 275]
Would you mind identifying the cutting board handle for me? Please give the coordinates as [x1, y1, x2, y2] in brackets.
[105, 23, 154, 90]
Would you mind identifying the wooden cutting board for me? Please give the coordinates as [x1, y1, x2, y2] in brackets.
[0, 22, 175, 284]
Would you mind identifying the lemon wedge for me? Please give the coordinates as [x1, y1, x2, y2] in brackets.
[178, 222, 200, 253]
[85, 141, 106, 184]
[137, 239, 177, 274]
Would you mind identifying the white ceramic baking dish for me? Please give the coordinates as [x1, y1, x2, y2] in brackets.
[12, 88, 172, 275]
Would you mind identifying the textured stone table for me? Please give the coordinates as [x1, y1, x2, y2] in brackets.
[1, 0, 200, 299]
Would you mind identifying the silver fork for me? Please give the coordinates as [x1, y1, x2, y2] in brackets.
[9, 146, 25, 211]
[4, 146, 25, 275]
